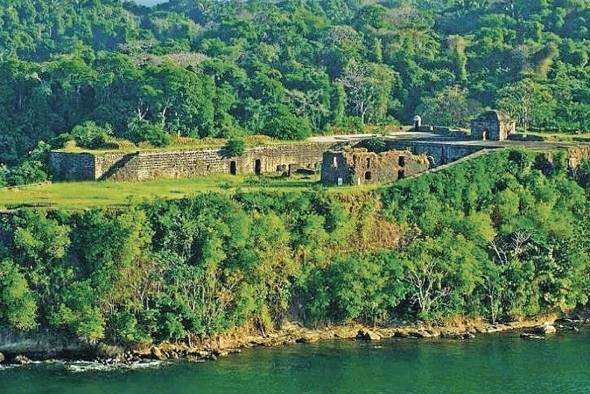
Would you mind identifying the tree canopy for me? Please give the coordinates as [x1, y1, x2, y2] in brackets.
[2, 0, 590, 185]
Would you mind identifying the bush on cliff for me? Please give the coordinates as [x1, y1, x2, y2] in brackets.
[0, 259, 37, 331]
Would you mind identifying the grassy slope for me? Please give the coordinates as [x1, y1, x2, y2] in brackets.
[0, 174, 378, 209]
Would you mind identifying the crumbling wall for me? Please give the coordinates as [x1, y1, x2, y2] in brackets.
[49, 142, 345, 181]
[321, 148, 429, 186]
[471, 111, 516, 141]
[385, 141, 484, 166]
[48, 152, 97, 181]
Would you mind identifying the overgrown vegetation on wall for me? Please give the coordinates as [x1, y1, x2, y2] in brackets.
[2, 0, 590, 185]
[1, 150, 589, 344]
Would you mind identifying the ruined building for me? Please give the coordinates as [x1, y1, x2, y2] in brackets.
[48, 142, 339, 181]
[321, 148, 430, 186]
[471, 110, 516, 141]
[48, 108, 515, 183]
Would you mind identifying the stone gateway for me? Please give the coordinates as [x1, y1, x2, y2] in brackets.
[470, 110, 516, 141]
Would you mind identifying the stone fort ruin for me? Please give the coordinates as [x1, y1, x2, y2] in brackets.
[471, 110, 516, 141]
[49, 110, 558, 187]
[320, 148, 429, 186]
[48, 142, 344, 182]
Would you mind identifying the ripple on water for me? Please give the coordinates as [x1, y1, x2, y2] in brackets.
[65, 360, 165, 373]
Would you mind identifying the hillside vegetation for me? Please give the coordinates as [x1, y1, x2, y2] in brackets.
[1, 150, 589, 344]
[2, 0, 590, 186]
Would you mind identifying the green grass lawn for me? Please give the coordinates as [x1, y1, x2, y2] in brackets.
[0, 174, 378, 210]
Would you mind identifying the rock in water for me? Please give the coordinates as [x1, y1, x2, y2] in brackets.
[14, 355, 32, 364]
[296, 334, 320, 344]
[97, 343, 125, 359]
[534, 324, 557, 335]
[0, 352, 4, 363]
[150, 347, 167, 361]
[356, 329, 382, 341]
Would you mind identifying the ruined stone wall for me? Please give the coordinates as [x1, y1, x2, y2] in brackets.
[470, 111, 516, 141]
[48, 152, 97, 181]
[385, 141, 484, 167]
[49, 142, 345, 181]
[321, 149, 429, 186]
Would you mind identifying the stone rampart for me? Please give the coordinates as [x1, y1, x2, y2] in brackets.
[48, 152, 97, 181]
[49, 142, 346, 181]
[385, 141, 485, 166]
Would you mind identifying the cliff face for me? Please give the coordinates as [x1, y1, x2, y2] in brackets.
[0, 328, 92, 357]
[567, 146, 590, 168]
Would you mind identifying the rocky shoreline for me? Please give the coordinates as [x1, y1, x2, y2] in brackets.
[1, 315, 588, 367]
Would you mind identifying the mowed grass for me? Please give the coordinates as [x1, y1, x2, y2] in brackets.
[0, 174, 379, 210]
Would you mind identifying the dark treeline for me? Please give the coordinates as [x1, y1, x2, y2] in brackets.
[1, 150, 589, 343]
[2, 0, 590, 177]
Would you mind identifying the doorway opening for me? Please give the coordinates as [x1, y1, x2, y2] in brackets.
[230, 161, 237, 175]
[364, 171, 372, 181]
[254, 159, 262, 175]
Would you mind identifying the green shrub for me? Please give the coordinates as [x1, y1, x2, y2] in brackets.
[263, 110, 312, 140]
[0, 165, 8, 187]
[0, 259, 37, 331]
[71, 122, 113, 149]
[224, 137, 246, 157]
[50, 133, 73, 149]
[366, 136, 386, 153]
[5, 160, 47, 186]
[126, 119, 171, 147]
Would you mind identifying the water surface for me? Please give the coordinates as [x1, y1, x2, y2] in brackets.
[2, 330, 589, 393]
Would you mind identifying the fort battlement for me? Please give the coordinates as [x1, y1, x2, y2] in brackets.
[48, 141, 349, 181]
[48, 106, 590, 185]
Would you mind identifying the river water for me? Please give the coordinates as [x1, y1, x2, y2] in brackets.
[1, 329, 589, 394]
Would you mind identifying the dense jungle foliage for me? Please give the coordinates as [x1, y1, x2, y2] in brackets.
[2, 0, 590, 185]
[1, 150, 590, 343]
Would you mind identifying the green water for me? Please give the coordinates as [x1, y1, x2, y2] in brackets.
[2, 330, 589, 394]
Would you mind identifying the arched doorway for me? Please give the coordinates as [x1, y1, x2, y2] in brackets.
[413, 115, 422, 131]
[364, 171, 372, 181]
[398, 170, 405, 179]
[254, 159, 262, 175]
[482, 129, 488, 141]
[230, 161, 237, 175]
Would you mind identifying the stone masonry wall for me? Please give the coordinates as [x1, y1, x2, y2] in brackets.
[49, 142, 345, 182]
[48, 152, 97, 181]
[321, 149, 430, 186]
[385, 141, 484, 166]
